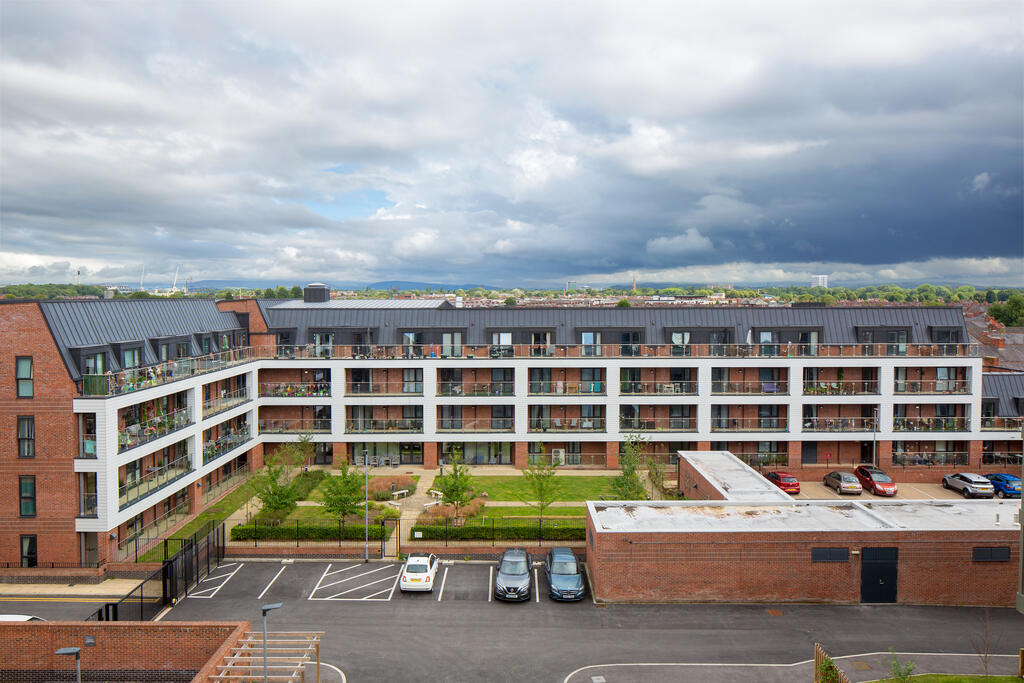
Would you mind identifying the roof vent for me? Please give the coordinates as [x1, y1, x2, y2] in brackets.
[303, 283, 330, 303]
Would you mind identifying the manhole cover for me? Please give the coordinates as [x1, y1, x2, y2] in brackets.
[852, 661, 872, 671]
[766, 608, 782, 616]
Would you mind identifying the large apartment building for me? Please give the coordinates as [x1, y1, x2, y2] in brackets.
[2, 284, 1022, 569]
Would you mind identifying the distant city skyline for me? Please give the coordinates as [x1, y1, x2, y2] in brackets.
[1, 2, 1021, 287]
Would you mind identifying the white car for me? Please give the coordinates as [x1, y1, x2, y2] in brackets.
[942, 472, 995, 499]
[0, 614, 46, 622]
[399, 553, 439, 592]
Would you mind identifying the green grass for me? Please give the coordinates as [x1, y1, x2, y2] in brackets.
[878, 676, 1021, 682]
[479, 506, 587, 517]
[306, 474, 420, 502]
[470, 475, 615, 501]
[280, 504, 392, 523]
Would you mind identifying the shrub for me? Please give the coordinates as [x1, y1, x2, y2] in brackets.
[367, 475, 416, 495]
[375, 506, 401, 520]
[410, 519, 585, 541]
[292, 470, 327, 499]
[230, 521, 388, 541]
[418, 496, 486, 523]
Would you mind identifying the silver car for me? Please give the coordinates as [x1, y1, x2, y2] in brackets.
[823, 470, 862, 495]
[942, 472, 995, 498]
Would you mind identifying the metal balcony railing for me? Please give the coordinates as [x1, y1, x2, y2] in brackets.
[118, 407, 191, 453]
[710, 381, 787, 395]
[79, 492, 98, 517]
[981, 452, 1024, 466]
[346, 381, 422, 396]
[891, 452, 969, 467]
[802, 417, 878, 432]
[119, 456, 192, 510]
[618, 417, 697, 432]
[981, 416, 1024, 431]
[893, 417, 969, 432]
[118, 500, 189, 562]
[260, 382, 331, 398]
[529, 381, 605, 395]
[894, 380, 970, 394]
[528, 418, 605, 432]
[344, 418, 422, 433]
[202, 387, 250, 419]
[620, 381, 697, 395]
[802, 381, 879, 395]
[201, 463, 251, 505]
[82, 347, 254, 397]
[260, 418, 332, 434]
[203, 427, 252, 464]
[438, 381, 514, 396]
[436, 419, 515, 432]
[710, 417, 788, 432]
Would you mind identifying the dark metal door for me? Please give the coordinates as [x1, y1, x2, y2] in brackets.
[861, 547, 898, 603]
[801, 441, 817, 464]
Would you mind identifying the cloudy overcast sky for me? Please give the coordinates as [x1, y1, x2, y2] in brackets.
[1, 1, 1021, 287]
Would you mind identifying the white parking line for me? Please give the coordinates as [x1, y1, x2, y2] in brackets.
[189, 562, 244, 599]
[488, 566, 493, 602]
[534, 569, 540, 603]
[258, 565, 288, 600]
[436, 567, 449, 602]
[318, 565, 393, 591]
[324, 573, 399, 599]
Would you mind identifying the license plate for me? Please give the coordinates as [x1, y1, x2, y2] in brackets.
[506, 592, 517, 598]
[411, 579, 420, 582]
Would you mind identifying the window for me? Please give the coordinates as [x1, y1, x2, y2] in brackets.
[581, 331, 601, 357]
[490, 332, 512, 357]
[620, 331, 641, 356]
[402, 368, 423, 393]
[811, 548, 849, 563]
[202, 337, 211, 354]
[17, 416, 34, 458]
[16, 357, 33, 397]
[530, 332, 552, 356]
[441, 332, 462, 357]
[84, 352, 105, 375]
[972, 547, 1010, 562]
[175, 342, 189, 358]
[491, 405, 513, 430]
[20, 535, 37, 568]
[529, 368, 551, 393]
[123, 348, 141, 369]
[670, 331, 690, 356]
[19, 476, 36, 517]
[886, 330, 908, 356]
[439, 405, 462, 430]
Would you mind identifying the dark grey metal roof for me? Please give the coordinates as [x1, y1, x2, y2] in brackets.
[40, 299, 242, 380]
[981, 372, 1024, 417]
[271, 299, 454, 310]
[259, 305, 970, 346]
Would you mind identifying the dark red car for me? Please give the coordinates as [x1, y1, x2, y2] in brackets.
[854, 465, 898, 496]
[765, 470, 800, 494]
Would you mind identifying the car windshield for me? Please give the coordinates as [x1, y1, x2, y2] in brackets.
[780, 477, 798, 483]
[872, 473, 892, 483]
[551, 560, 577, 575]
[500, 559, 528, 575]
[841, 474, 857, 482]
[406, 563, 429, 574]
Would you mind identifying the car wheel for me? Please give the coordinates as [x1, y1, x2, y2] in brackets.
[941, 479, 949, 489]
[962, 488, 971, 498]
[997, 490, 1005, 499]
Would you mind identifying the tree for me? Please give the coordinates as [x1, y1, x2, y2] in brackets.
[985, 289, 997, 303]
[248, 458, 297, 518]
[319, 458, 365, 519]
[616, 299, 631, 307]
[262, 287, 275, 298]
[886, 648, 916, 683]
[435, 448, 473, 517]
[611, 434, 648, 500]
[645, 454, 666, 498]
[272, 434, 315, 473]
[520, 456, 561, 519]
[289, 285, 302, 298]
[504, 296, 517, 307]
[988, 293, 1024, 327]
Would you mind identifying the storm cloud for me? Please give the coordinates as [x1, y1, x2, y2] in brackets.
[1, 1, 1021, 286]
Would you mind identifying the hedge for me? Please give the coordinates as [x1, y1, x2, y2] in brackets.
[230, 521, 389, 541]
[410, 521, 585, 542]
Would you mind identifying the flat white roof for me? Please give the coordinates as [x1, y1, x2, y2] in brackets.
[678, 450, 792, 503]
[587, 499, 1021, 534]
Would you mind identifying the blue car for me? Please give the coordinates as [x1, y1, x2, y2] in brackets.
[545, 547, 585, 601]
[983, 473, 1022, 499]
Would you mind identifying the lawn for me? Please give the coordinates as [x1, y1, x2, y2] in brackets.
[469, 475, 614, 501]
[278, 504, 395, 523]
[306, 474, 419, 501]
[480, 505, 587, 517]
[878, 676, 1020, 682]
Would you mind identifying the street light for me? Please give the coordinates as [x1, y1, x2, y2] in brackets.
[872, 406, 878, 468]
[362, 449, 369, 563]
[55, 647, 81, 683]
[260, 602, 283, 683]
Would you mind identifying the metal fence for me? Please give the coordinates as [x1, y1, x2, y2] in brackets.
[229, 518, 390, 557]
[409, 517, 587, 547]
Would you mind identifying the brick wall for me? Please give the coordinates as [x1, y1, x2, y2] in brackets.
[587, 522, 1019, 606]
[0, 303, 82, 566]
[675, 458, 726, 501]
[0, 621, 250, 681]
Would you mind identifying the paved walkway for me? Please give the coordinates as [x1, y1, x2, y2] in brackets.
[0, 579, 142, 598]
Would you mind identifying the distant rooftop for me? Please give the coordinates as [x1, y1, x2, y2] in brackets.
[678, 451, 792, 503]
[587, 499, 1020, 534]
[269, 298, 453, 310]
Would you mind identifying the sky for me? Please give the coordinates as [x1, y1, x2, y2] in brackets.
[1, 1, 1021, 288]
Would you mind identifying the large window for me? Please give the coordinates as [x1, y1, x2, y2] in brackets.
[580, 332, 601, 357]
[20, 535, 37, 568]
[19, 476, 36, 517]
[123, 347, 141, 369]
[84, 352, 105, 375]
[441, 332, 462, 358]
[972, 547, 1010, 562]
[402, 368, 423, 393]
[16, 357, 33, 398]
[17, 416, 34, 458]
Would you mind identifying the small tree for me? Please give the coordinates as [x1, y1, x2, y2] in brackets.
[435, 448, 473, 517]
[248, 458, 297, 518]
[272, 433, 315, 473]
[886, 648, 916, 682]
[645, 453, 666, 498]
[319, 457, 366, 519]
[616, 298, 631, 307]
[520, 456, 561, 519]
[612, 433, 648, 500]
[503, 296, 517, 307]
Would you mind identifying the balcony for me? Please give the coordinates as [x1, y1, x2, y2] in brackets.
[710, 381, 787, 395]
[438, 381, 514, 397]
[260, 418, 332, 434]
[891, 452, 969, 467]
[82, 347, 255, 397]
[201, 463, 250, 505]
[619, 417, 696, 432]
[203, 427, 252, 465]
[711, 417, 788, 432]
[347, 381, 423, 396]
[894, 417, 969, 432]
[620, 381, 696, 396]
[528, 418, 605, 432]
[203, 387, 250, 419]
[119, 455, 192, 510]
[981, 452, 1024, 467]
[118, 407, 192, 453]
[529, 381, 604, 395]
[78, 492, 97, 518]
[802, 381, 878, 396]
[259, 382, 331, 398]
[77, 436, 98, 460]
[436, 418, 515, 433]
[118, 499, 189, 562]
[894, 380, 970, 395]
[980, 416, 1024, 431]
[345, 418, 422, 434]
[802, 417, 877, 432]
[264, 342, 980, 361]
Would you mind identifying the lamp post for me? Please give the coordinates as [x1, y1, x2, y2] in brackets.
[260, 602, 282, 683]
[363, 448, 369, 563]
[55, 647, 81, 683]
[872, 406, 878, 468]
[1016, 424, 1023, 615]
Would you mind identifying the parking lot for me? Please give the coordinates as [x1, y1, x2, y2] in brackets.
[795, 480, 962, 500]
